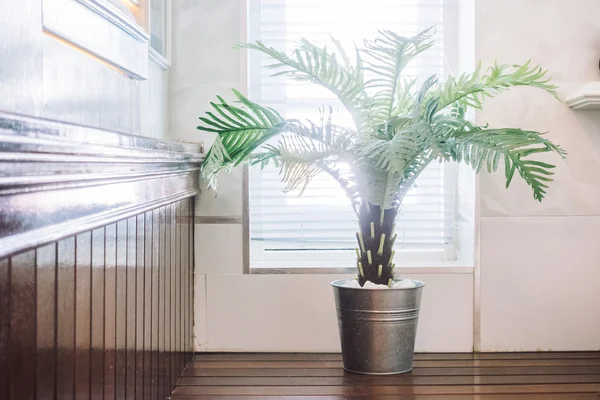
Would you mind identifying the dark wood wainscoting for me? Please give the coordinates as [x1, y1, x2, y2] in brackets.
[0, 112, 201, 399]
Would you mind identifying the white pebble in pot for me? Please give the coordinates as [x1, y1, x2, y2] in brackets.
[394, 280, 417, 289]
[363, 281, 389, 289]
[346, 280, 361, 288]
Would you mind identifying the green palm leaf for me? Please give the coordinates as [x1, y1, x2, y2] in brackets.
[198, 89, 288, 188]
[252, 114, 360, 211]
[265, 134, 338, 195]
[431, 60, 558, 112]
[237, 41, 365, 127]
[447, 128, 566, 201]
[362, 28, 435, 125]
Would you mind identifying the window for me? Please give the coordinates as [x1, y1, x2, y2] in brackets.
[149, 0, 167, 56]
[247, 0, 470, 270]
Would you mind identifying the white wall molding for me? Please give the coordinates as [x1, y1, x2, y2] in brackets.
[149, 46, 171, 70]
[565, 82, 600, 110]
[79, 0, 149, 42]
[43, 0, 149, 80]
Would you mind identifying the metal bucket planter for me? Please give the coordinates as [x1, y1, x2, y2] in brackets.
[331, 279, 425, 375]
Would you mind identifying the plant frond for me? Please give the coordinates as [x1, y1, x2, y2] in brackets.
[395, 151, 435, 205]
[391, 77, 418, 115]
[413, 75, 440, 122]
[356, 129, 435, 209]
[242, 109, 361, 211]
[267, 133, 339, 195]
[197, 89, 288, 187]
[247, 150, 280, 170]
[354, 122, 428, 210]
[360, 167, 404, 210]
[199, 136, 231, 190]
[361, 27, 435, 125]
[200, 26, 566, 242]
[357, 133, 420, 176]
[286, 110, 361, 210]
[243, 109, 359, 199]
[431, 60, 559, 112]
[447, 128, 566, 201]
[237, 40, 365, 127]
[286, 106, 356, 149]
[357, 117, 434, 176]
[327, 34, 352, 70]
[322, 163, 362, 215]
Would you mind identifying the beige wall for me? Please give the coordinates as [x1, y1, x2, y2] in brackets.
[476, 0, 600, 351]
[176, 0, 600, 352]
[170, 0, 248, 351]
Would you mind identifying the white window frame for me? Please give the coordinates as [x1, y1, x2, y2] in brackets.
[148, 0, 171, 69]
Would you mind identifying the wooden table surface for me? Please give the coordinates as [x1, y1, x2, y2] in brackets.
[171, 352, 600, 399]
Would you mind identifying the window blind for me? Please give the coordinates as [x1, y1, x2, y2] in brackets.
[247, 0, 459, 269]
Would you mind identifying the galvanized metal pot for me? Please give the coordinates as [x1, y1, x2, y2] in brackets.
[331, 279, 425, 375]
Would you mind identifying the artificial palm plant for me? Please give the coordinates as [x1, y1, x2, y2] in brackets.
[198, 28, 565, 286]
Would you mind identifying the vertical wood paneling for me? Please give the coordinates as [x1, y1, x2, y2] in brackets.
[126, 217, 137, 400]
[185, 199, 191, 363]
[104, 224, 117, 400]
[144, 212, 152, 399]
[115, 220, 127, 400]
[181, 201, 186, 373]
[75, 233, 92, 399]
[182, 199, 190, 363]
[135, 214, 145, 398]
[185, 200, 189, 362]
[164, 206, 171, 395]
[9, 250, 36, 400]
[158, 206, 166, 400]
[36, 244, 56, 400]
[170, 203, 177, 389]
[0, 197, 195, 400]
[188, 199, 192, 360]
[0, 258, 9, 399]
[181, 202, 187, 364]
[91, 228, 105, 399]
[188, 198, 194, 361]
[152, 208, 160, 400]
[175, 202, 182, 378]
[57, 238, 76, 400]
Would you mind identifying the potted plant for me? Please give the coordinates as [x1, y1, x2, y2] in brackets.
[197, 28, 565, 374]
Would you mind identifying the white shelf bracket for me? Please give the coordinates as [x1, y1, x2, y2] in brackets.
[566, 82, 600, 110]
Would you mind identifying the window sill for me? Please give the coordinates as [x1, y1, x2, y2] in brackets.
[250, 266, 474, 275]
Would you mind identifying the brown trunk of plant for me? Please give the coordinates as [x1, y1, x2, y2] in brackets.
[355, 202, 397, 286]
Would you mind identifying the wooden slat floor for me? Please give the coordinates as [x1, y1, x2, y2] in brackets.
[171, 352, 600, 399]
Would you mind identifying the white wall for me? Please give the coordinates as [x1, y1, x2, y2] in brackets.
[170, 0, 246, 145]
[170, 0, 246, 214]
[139, 60, 171, 139]
[476, 0, 600, 351]
[172, 0, 600, 352]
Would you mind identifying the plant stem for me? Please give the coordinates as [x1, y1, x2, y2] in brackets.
[355, 203, 398, 285]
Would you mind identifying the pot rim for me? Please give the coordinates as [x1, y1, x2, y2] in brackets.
[330, 278, 425, 290]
